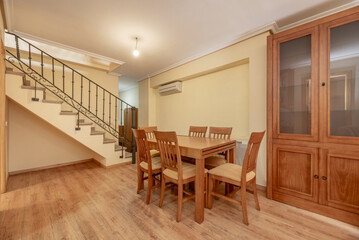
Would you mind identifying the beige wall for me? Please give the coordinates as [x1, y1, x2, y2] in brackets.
[138, 79, 149, 127]
[155, 64, 249, 139]
[139, 31, 269, 186]
[119, 86, 139, 108]
[0, 8, 6, 193]
[8, 100, 99, 172]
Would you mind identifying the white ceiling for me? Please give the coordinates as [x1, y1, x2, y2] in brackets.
[4, 0, 358, 91]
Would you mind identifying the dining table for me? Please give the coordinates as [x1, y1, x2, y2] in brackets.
[147, 135, 236, 224]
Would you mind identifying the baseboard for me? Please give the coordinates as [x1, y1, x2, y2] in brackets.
[256, 184, 267, 193]
[9, 158, 93, 175]
[93, 158, 132, 168]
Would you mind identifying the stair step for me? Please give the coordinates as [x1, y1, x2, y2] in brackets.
[23, 79, 31, 86]
[115, 145, 126, 152]
[6, 69, 25, 77]
[60, 111, 77, 115]
[21, 85, 45, 91]
[91, 130, 105, 136]
[42, 99, 63, 104]
[78, 121, 93, 126]
[103, 138, 116, 144]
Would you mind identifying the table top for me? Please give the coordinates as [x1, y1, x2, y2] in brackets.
[147, 135, 236, 151]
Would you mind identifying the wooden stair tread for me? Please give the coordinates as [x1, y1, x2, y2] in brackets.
[78, 119, 92, 126]
[103, 139, 116, 144]
[79, 122, 93, 126]
[115, 145, 126, 151]
[91, 130, 105, 135]
[21, 85, 45, 91]
[60, 111, 77, 115]
[42, 99, 63, 104]
[6, 69, 25, 77]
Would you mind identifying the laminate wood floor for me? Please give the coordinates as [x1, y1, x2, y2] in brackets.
[0, 161, 358, 240]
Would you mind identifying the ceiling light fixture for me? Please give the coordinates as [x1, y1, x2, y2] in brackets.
[133, 37, 139, 57]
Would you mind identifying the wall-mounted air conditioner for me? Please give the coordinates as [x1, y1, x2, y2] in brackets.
[158, 81, 182, 95]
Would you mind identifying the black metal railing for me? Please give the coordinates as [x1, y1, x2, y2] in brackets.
[4, 32, 137, 163]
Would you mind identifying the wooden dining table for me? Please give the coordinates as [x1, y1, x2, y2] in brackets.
[147, 135, 236, 223]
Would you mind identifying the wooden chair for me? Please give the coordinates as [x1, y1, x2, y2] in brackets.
[208, 131, 265, 225]
[188, 126, 208, 137]
[205, 127, 233, 169]
[139, 126, 160, 157]
[133, 129, 162, 204]
[154, 131, 208, 222]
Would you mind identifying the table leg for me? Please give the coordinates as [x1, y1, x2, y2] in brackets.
[195, 157, 205, 223]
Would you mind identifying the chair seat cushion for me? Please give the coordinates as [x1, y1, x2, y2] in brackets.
[205, 156, 226, 168]
[208, 163, 255, 183]
[150, 150, 160, 157]
[139, 157, 162, 170]
[163, 162, 208, 180]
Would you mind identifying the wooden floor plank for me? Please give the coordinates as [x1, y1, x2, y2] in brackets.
[0, 162, 358, 240]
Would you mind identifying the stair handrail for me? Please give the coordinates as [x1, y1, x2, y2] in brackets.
[6, 32, 134, 108]
[4, 32, 137, 163]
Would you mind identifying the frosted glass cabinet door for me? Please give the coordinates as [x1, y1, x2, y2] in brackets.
[279, 35, 312, 135]
[329, 20, 359, 138]
[273, 27, 318, 141]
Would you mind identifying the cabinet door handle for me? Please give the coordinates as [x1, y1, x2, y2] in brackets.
[314, 174, 319, 179]
[322, 176, 327, 180]
[322, 82, 326, 86]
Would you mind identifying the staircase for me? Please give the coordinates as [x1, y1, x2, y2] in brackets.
[4, 32, 136, 167]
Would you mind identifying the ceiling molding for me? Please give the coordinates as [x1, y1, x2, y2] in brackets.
[11, 30, 126, 66]
[143, 22, 277, 81]
[277, 1, 359, 32]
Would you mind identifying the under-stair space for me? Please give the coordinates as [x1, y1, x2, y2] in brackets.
[5, 68, 132, 166]
[4, 32, 136, 168]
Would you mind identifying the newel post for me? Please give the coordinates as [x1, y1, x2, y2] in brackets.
[131, 107, 137, 164]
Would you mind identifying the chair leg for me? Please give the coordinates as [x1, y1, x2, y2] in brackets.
[252, 181, 260, 211]
[204, 174, 208, 208]
[208, 174, 213, 209]
[159, 176, 166, 207]
[241, 185, 249, 225]
[137, 168, 144, 194]
[214, 180, 220, 200]
[146, 173, 153, 204]
[177, 183, 183, 222]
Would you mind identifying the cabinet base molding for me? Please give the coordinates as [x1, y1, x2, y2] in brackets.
[272, 191, 359, 227]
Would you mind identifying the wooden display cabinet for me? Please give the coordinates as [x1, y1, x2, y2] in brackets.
[267, 6, 359, 226]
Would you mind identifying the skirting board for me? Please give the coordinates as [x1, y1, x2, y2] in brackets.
[93, 159, 132, 168]
[9, 158, 94, 175]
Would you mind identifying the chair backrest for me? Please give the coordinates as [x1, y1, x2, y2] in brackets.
[154, 131, 183, 181]
[209, 127, 232, 139]
[188, 126, 207, 137]
[132, 129, 153, 171]
[241, 131, 265, 182]
[139, 126, 157, 139]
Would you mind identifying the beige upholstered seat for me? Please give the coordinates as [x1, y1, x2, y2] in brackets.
[139, 157, 162, 170]
[163, 162, 208, 180]
[208, 163, 255, 182]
